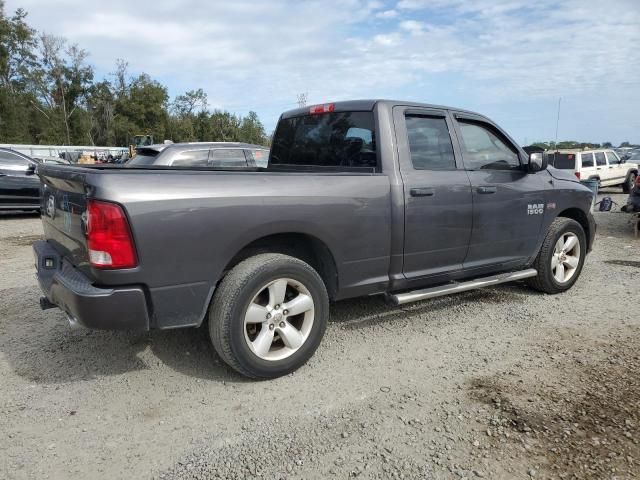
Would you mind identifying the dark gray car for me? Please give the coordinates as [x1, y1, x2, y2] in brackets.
[0, 148, 40, 211]
[127, 142, 270, 168]
[33, 100, 596, 379]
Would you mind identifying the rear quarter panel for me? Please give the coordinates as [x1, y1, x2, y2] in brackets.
[89, 171, 391, 328]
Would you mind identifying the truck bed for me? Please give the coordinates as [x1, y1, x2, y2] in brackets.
[37, 163, 392, 329]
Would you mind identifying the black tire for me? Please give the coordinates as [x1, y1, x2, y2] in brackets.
[208, 253, 329, 379]
[622, 172, 637, 194]
[527, 217, 587, 294]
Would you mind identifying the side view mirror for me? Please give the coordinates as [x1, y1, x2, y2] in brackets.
[25, 163, 37, 175]
[527, 152, 547, 173]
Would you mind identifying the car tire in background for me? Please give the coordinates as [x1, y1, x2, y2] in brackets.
[622, 171, 637, 194]
[208, 253, 329, 379]
[527, 217, 587, 294]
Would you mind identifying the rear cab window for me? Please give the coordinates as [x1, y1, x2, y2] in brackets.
[547, 153, 577, 169]
[270, 111, 377, 170]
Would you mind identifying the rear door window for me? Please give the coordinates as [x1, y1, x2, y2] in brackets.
[405, 115, 456, 170]
[209, 149, 248, 167]
[270, 111, 377, 169]
[580, 153, 594, 168]
[595, 152, 606, 166]
[171, 149, 210, 167]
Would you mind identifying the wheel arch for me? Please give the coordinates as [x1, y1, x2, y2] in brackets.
[222, 232, 339, 300]
[557, 208, 592, 250]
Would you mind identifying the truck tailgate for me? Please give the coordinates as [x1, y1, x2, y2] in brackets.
[38, 165, 91, 275]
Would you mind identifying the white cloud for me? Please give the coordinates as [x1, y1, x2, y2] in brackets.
[373, 33, 403, 46]
[376, 9, 398, 19]
[399, 20, 425, 34]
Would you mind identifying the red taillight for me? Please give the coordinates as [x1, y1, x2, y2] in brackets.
[309, 103, 335, 115]
[575, 171, 581, 180]
[86, 199, 137, 269]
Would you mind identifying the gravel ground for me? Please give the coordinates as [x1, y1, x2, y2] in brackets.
[0, 190, 639, 480]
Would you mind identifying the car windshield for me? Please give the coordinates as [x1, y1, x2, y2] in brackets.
[546, 152, 576, 169]
[628, 151, 640, 161]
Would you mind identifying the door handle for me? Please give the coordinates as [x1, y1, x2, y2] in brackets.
[597, 168, 602, 170]
[477, 186, 497, 194]
[410, 187, 435, 197]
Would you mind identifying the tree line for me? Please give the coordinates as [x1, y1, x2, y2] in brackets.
[0, 2, 268, 147]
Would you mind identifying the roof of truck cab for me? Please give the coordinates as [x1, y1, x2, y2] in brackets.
[280, 99, 485, 119]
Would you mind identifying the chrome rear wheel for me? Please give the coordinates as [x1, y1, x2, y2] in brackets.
[243, 278, 315, 361]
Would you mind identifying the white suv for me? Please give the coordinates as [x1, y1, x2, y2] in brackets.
[547, 149, 638, 192]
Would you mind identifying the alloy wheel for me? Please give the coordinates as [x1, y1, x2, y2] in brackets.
[243, 278, 315, 361]
[551, 233, 581, 284]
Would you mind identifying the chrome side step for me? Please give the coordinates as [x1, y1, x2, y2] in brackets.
[386, 268, 538, 306]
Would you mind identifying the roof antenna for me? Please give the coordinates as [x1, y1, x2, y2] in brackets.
[554, 97, 561, 151]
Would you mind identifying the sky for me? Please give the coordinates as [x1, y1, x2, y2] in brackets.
[6, 0, 640, 145]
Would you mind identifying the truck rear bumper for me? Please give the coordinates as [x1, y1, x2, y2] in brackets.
[33, 240, 150, 331]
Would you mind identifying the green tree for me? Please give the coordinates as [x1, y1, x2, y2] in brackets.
[30, 33, 93, 144]
[114, 73, 168, 145]
[239, 110, 267, 145]
[0, 3, 39, 142]
[208, 110, 242, 141]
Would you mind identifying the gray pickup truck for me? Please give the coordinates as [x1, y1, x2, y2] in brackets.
[34, 100, 596, 379]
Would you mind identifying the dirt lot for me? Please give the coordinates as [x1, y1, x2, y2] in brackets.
[1, 191, 639, 480]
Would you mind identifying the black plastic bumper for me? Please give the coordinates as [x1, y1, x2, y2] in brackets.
[33, 240, 150, 330]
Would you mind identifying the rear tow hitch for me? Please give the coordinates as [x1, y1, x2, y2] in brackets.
[39, 296, 56, 310]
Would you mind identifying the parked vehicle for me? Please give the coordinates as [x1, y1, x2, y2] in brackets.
[622, 173, 640, 213]
[34, 100, 596, 379]
[0, 148, 40, 211]
[33, 156, 71, 165]
[126, 142, 270, 168]
[547, 149, 638, 192]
